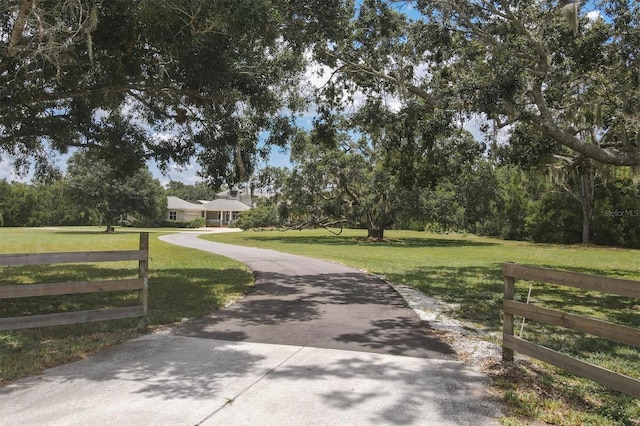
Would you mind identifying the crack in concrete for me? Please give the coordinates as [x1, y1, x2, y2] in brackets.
[195, 346, 305, 425]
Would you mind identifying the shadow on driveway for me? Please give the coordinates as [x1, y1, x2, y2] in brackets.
[174, 270, 456, 359]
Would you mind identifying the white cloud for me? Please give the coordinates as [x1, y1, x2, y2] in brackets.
[149, 160, 202, 187]
[304, 61, 335, 90]
[586, 11, 601, 22]
[462, 113, 512, 147]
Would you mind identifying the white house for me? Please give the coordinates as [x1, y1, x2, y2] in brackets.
[166, 196, 206, 222]
[166, 192, 252, 227]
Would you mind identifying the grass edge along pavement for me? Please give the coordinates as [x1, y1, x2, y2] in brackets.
[0, 227, 254, 386]
[200, 229, 640, 426]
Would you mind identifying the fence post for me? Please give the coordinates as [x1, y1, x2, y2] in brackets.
[502, 263, 515, 361]
[138, 232, 149, 329]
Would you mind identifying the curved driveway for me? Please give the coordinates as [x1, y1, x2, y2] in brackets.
[160, 232, 455, 359]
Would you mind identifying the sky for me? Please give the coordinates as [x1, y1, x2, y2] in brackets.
[0, 145, 293, 187]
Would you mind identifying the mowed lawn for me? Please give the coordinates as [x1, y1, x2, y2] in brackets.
[0, 227, 253, 384]
[201, 229, 640, 426]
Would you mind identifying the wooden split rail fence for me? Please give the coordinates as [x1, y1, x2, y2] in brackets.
[502, 262, 640, 397]
[0, 233, 149, 331]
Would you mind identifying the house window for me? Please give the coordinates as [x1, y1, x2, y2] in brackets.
[169, 211, 177, 220]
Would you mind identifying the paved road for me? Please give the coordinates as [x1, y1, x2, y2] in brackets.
[161, 232, 455, 359]
[0, 232, 501, 425]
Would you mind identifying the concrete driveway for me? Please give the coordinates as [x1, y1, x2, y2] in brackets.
[0, 232, 501, 425]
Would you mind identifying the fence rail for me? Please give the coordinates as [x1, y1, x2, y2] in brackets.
[502, 263, 640, 398]
[0, 233, 149, 331]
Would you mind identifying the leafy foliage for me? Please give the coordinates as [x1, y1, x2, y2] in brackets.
[320, 0, 640, 166]
[234, 202, 279, 230]
[164, 181, 215, 203]
[65, 151, 166, 231]
[0, 179, 96, 227]
[1, 0, 351, 183]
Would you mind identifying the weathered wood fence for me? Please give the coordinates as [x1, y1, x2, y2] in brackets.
[502, 262, 640, 397]
[0, 233, 149, 331]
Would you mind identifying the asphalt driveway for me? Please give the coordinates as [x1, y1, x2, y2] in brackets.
[162, 232, 455, 359]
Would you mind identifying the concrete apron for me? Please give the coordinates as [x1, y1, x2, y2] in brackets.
[0, 333, 500, 425]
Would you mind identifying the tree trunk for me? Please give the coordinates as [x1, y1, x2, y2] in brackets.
[367, 227, 384, 240]
[104, 216, 115, 233]
[579, 174, 594, 244]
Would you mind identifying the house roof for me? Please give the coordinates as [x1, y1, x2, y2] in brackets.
[167, 196, 206, 211]
[216, 188, 272, 200]
[216, 189, 246, 198]
[201, 198, 251, 211]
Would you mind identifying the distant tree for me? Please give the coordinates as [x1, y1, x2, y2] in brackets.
[252, 166, 290, 199]
[0, 181, 35, 226]
[592, 177, 640, 248]
[234, 201, 279, 230]
[66, 152, 166, 232]
[0, 179, 10, 226]
[280, 130, 418, 240]
[165, 181, 215, 202]
[31, 179, 97, 226]
[0, 178, 96, 227]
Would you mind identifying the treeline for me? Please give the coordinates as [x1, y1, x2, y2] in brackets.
[0, 177, 165, 229]
[412, 164, 640, 249]
[0, 174, 218, 229]
[237, 134, 640, 249]
[0, 180, 97, 227]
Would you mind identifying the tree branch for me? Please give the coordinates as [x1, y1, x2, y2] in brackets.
[323, 50, 437, 108]
[530, 83, 638, 166]
[7, 0, 34, 58]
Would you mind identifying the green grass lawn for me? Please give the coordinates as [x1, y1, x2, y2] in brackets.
[201, 228, 640, 426]
[0, 227, 253, 384]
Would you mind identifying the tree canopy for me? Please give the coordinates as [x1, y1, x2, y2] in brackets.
[65, 151, 166, 231]
[318, 0, 639, 167]
[1, 0, 350, 182]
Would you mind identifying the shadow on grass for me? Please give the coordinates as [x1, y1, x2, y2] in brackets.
[0, 263, 253, 385]
[48, 229, 173, 236]
[506, 263, 639, 327]
[385, 264, 506, 329]
[1, 264, 254, 332]
[238, 234, 499, 248]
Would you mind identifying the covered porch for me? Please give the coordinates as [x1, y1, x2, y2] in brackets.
[205, 210, 240, 227]
[201, 198, 250, 227]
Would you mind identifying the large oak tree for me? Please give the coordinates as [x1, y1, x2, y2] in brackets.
[318, 0, 639, 167]
[1, 0, 350, 183]
[65, 150, 166, 232]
